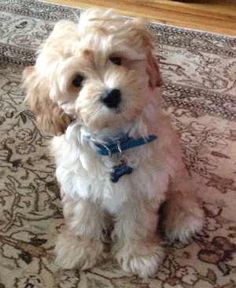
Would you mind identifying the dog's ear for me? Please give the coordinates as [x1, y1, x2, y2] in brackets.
[132, 19, 162, 89]
[23, 66, 72, 136]
[146, 50, 162, 89]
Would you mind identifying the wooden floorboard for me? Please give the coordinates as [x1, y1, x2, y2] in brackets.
[45, 0, 236, 35]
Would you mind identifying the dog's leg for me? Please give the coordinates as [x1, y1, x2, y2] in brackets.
[55, 196, 105, 270]
[113, 200, 164, 278]
[163, 175, 204, 243]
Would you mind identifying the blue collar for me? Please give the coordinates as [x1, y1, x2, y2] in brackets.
[92, 133, 158, 183]
[94, 134, 157, 156]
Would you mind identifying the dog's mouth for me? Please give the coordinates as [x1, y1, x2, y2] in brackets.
[112, 106, 122, 114]
[60, 91, 142, 132]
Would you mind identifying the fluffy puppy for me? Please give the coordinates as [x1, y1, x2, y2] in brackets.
[23, 9, 203, 278]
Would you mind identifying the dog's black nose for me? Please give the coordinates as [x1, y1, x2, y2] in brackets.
[102, 89, 121, 108]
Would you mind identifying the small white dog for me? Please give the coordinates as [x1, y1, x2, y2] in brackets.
[23, 9, 203, 278]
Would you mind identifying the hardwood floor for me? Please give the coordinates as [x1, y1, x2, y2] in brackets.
[46, 0, 236, 35]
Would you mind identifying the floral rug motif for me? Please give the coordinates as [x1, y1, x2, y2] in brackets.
[0, 1, 236, 287]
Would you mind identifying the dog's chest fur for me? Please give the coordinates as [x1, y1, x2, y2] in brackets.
[51, 124, 169, 214]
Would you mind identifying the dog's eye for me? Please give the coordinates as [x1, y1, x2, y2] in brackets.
[110, 57, 122, 66]
[72, 74, 84, 87]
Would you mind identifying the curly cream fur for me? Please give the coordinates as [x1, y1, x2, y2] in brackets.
[23, 9, 203, 278]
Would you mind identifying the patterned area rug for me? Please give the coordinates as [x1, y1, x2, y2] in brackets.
[0, 1, 236, 287]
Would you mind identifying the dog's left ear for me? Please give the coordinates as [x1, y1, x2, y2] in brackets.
[146, 50, 162, 89]
[133, 19, 162, 89]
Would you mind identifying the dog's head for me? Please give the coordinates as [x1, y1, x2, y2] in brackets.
[23, 9, 161, 135]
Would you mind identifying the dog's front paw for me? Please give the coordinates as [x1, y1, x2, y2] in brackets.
[164, 203, 204, 244]
[55, 231, 104, 270]
[115, 241, 165, 278]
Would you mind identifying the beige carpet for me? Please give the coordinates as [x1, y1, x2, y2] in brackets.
[0, 0, 236, 287]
